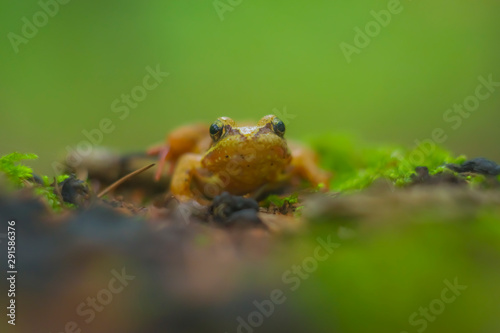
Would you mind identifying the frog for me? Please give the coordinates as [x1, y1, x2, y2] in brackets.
[148, 115, 331, 202]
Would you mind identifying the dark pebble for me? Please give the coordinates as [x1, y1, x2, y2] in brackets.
[58, 174, 90, 205]
[209, 192, 262, 227]
[447, 157, 500, 176]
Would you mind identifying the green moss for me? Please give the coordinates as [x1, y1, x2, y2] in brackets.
[262, 193, 298, 208]
[39, 174, 70, 187]
[309, 134, 466, 192]
[293, 205, 304, 217]
[33, 186, 63, 211]
[0, 152, 38, 186]
[0, 152, 72, 211]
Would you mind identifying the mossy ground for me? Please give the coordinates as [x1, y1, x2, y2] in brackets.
[309, 134, 467, 191]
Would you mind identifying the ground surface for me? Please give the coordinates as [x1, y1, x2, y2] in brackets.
[1, 142, 500, 333]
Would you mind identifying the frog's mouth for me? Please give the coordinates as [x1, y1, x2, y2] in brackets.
[203, 137, 291, 170]
[234, 140, 292, 171]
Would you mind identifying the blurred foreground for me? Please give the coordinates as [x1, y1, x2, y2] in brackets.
[1, 178, 500, 333]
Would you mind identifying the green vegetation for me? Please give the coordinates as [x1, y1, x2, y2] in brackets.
[310, 134, 467, 191]
[262, 193, 299, 208]
[0, 152, 38, 186]
[0, 152, 72, 211]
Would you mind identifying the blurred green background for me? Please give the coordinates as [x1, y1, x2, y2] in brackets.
[1, 0, 499, 175]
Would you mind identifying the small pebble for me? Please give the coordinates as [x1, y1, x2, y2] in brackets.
[447, 157, 500, 176]
[209, 192, 262, 227]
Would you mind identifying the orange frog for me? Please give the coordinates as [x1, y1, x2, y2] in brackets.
[148, 115, 330, 202]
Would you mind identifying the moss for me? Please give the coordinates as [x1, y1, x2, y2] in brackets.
[33, 186, 64, 211]
[262, 193, 298, 208]
[0, 152, 38, 186]
[309, 134, 466, 192]
[293, 205, 304, 217]
[0, 152, 72, 211]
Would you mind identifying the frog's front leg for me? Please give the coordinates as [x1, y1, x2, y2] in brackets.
[170, 153, 203, 202]
[290, 144, 331, 190]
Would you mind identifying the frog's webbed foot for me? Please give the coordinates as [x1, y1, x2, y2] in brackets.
[147, 144, 172, 181]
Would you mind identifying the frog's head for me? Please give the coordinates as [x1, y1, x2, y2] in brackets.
[202, 115, 292, 176]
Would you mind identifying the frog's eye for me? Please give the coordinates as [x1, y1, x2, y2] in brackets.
[271, 117, 285, 137]
[209, 120, 225, 142]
